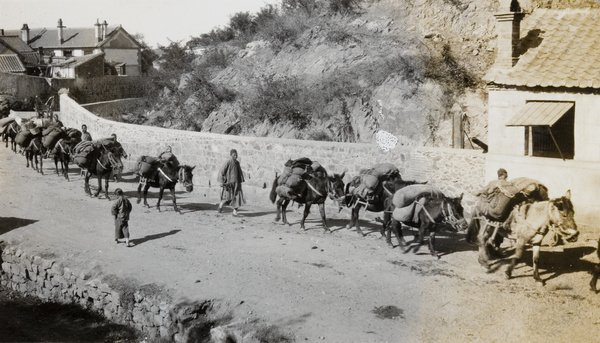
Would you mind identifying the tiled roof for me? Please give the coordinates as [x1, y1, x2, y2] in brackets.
[0, 35, 34, 53]
[488, 9, 600, 89]
[0, 54, 26, 73]
[4, 25, 118, 49]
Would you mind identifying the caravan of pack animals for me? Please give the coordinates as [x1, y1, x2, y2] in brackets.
[1, 111, 599, 292]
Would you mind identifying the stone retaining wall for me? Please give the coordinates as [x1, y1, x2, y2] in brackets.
[58, 93, 486, 211]
[0, 244, 215, 342]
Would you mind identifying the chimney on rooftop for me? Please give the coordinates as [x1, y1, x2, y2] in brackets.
[20, 24, 29, 43]
[94, 19, 102, 42]
[101, 20, 108, 40]
[494, 0, 524, 68]
[57, 18, 65, 44]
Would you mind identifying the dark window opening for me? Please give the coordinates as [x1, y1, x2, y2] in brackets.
[524, 106, 574, 159]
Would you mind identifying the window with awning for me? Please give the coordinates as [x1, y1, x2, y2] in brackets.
[506, 101, 574, 160]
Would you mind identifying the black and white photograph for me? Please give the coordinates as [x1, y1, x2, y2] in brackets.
[1, 0, 600, 342]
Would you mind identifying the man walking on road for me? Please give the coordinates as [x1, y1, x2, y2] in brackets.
[111, 188, 134, 247]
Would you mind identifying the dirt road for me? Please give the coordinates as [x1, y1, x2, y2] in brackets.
[1, 145, 600, 342]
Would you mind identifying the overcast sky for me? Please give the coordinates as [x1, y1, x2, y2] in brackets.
[0, 0, 279, 47]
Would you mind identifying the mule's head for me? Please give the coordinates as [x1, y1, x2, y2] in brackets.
[328, 172, 346, 211]
[549, 190, 579, 243]
[105, 150, 124, 175]
[443, 193, 468, 231]
[178, 165, 195, 192]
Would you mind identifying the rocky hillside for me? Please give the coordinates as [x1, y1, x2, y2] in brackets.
[133, 0, 600, 148]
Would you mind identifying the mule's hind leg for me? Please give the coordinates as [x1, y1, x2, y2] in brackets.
[281, 199, 291, 225]
[103, 174, 111, 200]
[143, 184, 151, 208]
[530, 234, 545, 284]
[427, 228, 439, 259]
[317, 203, 328, 232]
[505, 237, 526, 279]
[136, 182, 143, 204]
[169, 187, 180, 213]
[477, 223, 493, 268]
[274, 197, 282, 222]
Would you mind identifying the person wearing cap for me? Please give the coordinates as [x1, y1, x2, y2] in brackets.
[476, 168, 510, 198]
[109, 133, 128, 159]
[111, 188, 134, 247]
[217, 149, 246, 216]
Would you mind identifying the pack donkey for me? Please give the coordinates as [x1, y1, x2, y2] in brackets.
[478, 190, 579, 285]
[135, 157, 195, 212]
[269, 164, 345, 232]
[81, 149, 123, 200]
[385, 192, 466, 259]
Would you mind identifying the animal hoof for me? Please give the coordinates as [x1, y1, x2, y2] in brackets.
[136, 199, 141, 204]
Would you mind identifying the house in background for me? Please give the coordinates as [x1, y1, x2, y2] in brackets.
[0, 30, 40, 74]
[52, 52, 104, 79]
[4, 19, 142, 77]
[486, 0, 600, 227]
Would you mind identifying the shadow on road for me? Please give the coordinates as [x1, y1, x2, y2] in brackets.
[132, 229, 181, 246]
[0, 217, 38, 235]
[484, 245, 596, 283]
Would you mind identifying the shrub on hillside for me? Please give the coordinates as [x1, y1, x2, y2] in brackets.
[282, 0, 319, 16]
[241, 75, 312, 129]
[327, 0, 363, 15]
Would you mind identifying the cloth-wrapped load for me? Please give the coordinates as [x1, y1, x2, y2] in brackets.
[392, 184, 443, 208]
[42, 126, 65, 148]
[66, 128, 82, 140]
[15, 130, 32, 146]
[276, 185, 297, 199]
[136, 156, 158, 177]
[392, 197, 427, 223]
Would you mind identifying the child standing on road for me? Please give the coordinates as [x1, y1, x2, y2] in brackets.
[111, 188, 134, 247]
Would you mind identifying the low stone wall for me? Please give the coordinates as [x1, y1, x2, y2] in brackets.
[58, 93, 486, 211]
[0, 244, 213, 342]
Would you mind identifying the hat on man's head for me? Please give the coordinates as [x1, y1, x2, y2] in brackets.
[114, 188, 123, 196]
[497, 168, 508, 177]
[230, 149, 238, 156]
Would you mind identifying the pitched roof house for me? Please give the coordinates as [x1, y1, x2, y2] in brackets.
[486, 0, 600, 227]
[0, 31, 38, 73]
[4, 19, 143, 76]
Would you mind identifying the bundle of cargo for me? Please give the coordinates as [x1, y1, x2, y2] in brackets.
[275, 157, 325, 200]
[0, 117, 15, 134]
[72, 140, 96, 166]
[359, 162, 400, 181]
[390, 184, 444, 222]
[65, 127, 82, 140]
[15, 130, 34, 147]
[475, 177, 549, 223]
[41, 125, 66, 148]
[135, 156, 159, 178]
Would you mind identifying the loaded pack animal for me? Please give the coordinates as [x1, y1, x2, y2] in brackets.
[135, 155, 195, 212]
[52, 129, 82, 180]
[24, 135, 46, 173]
[343, 163, 426, 237]
[73, 141, 124, 199]
[478, 190, 579, 285]
[468, 177, 550, 262]
[384, 184, 467, 258]
[269, 158, 346, 232]
[3, 121, 20, 153]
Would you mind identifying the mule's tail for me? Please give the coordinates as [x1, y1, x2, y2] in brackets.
[269, 173, 278, 204]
